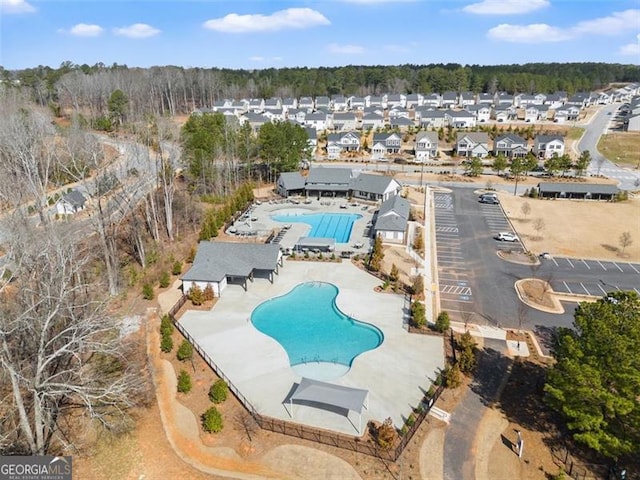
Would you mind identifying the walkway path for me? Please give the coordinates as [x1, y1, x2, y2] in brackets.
[443, 338, 513, 480]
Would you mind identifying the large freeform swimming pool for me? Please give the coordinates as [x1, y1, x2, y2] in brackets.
[271, 211, 362, 243]
[251, 282, 383, 377]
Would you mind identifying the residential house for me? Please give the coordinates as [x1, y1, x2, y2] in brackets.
[362, 113, 385, 131]
[350, 96, 367, 110]
[263, 110, 285, 122]
[326, 131, 361, 159]
[389, 116, 414, 129]
[264, 98, 282, 113]
[419, 109, 446, 129]
[248, 98, 265, 113]
[516, 93, 546, 107]
[299, 97, 314, 112]
[305, 127, 318, 155]
[374, 195, 410, 245]
[369, 95, 386, 109]
[494, 92, 515, 107]
[477, 93, 494, 105]
[212, 99, 232, 110]
[305, 111, 332, 130]
[493, 106, 517, 122]
[566, 92, 589, 108]
[405, 93, 423, 109]
[423, 93, 442, 108]
[414, 131, 439, 162]
[363, 105, 385, 117]
[315, 96, 331, 110]
[467, 104, 491, 123]
[494, 133, 528, 158]
[533, 135, 565, 159]
[287, 108, 307, 123]
[387, 94, 406, 109]
[554, 105, 580, 123]
[371, 132, 402, 160]
[456, 132, 490, 158]
[544, 93, 565, 109]
[331, 95, 348, 111]
[459, 91, 476, 108]
[182, 241, 282, 297]
[282, 97, 297, 111]
[349, 173, 401, 202]
[388, 107, 411, 119]
[55, 189, 87, 215]
[333, 112, 358, 131]
[441, 91, 458, 109]
[445, 109, 476, 128]
[626, 113, 640, 132]
[242, 112, 271, 131]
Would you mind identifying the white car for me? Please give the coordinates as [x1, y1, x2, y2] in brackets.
[495, 232, 519, 242]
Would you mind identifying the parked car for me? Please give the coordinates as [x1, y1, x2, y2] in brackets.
[495, 232, 519, 242]
[539, 252, 551, 259]
[479, 195, 499, 204]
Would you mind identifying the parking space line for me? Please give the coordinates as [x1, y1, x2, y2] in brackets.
[581, 259, 590, 270]
[628, 263, 640, 274]
[635, 288, 640, 295]
[612, 262, 624, 273]
[580, 283, 590, 295]
[565, 258, 574, 268]
[562, 281, 572, 293]
[551, 257, 559, 267]
[597, 283, 607, 295]
[597, 261, 607, 271]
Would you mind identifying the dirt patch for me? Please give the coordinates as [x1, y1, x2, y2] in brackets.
[516, 279, 563, 314]
[499, 193, 640, 261]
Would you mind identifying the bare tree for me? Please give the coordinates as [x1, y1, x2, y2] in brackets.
[533, 217, 545, 240]
[521, 201, 531, 220]
[0, 223, 144, 455]
[234, 411, 259, 442]
[619, 231, 633, 257]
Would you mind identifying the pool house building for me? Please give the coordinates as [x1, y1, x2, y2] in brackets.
[277, 167, 401, 202]
[182, 241, 283, 296]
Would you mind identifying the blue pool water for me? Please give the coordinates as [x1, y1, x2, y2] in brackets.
[251, 282, 383, 368]
[271, 212, 362, 243]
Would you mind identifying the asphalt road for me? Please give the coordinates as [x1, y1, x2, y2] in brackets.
[578, 103, 640, 190]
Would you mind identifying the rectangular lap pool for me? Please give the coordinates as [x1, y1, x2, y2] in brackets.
[271, 211, 362, 243]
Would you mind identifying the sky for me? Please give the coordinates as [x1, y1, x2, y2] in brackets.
[0, 0, 639, 70]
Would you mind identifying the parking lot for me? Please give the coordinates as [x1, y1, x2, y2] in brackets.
[478, 200, 525, 253]
[545, 256, 640, 296]
[433, 191, 475, 317]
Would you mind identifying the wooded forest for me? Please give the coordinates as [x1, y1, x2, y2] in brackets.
[2, 62, 639, 122]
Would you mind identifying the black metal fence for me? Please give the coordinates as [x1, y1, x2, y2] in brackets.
[167, 296, 444, 462]
[550, 445, 611, 480]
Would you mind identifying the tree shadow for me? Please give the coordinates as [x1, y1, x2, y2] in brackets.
[533, 324, 560, 356]
[600, 243, 619, 253]
[468, 344, 513, 407]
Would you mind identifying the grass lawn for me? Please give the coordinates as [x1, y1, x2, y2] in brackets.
[567, 126, 585, 140]
[598, 132, 640, 169]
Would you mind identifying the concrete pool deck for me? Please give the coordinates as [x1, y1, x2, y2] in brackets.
[179, 260, 445, 436]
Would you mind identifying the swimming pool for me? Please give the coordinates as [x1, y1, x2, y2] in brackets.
[251, 282, 383, 377]
[271, 212, 362, 243]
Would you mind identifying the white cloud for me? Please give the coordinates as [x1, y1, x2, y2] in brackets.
[488, 23, 570, 43]
[328, 43, 365, 54]
[0, 0, 35, 14]
[464, 0, 549, 15]
[62, 23, 104, 37]
[203, 8, 330, 33]
[571, 9, 640, 36]
[113, 23, 160, 39]
[342, 0, 415, 3]
[619, 34, 640, 56]
[488, 9, 640, 44]
[249, 56, 283, 62]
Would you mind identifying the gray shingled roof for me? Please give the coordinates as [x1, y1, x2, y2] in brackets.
[279, 172, 306, 191]
[538, 183, 619, 195]
[456, 131, 489, 143]
[306, 167, 352, 186]
[416, 131, 438, 144]
[495, 133, 527, 145]
[182, 241, 281, 283]
[350, 173, 398, 196]
[62, 190, 86, 208]
[375, 195, 410, 232]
